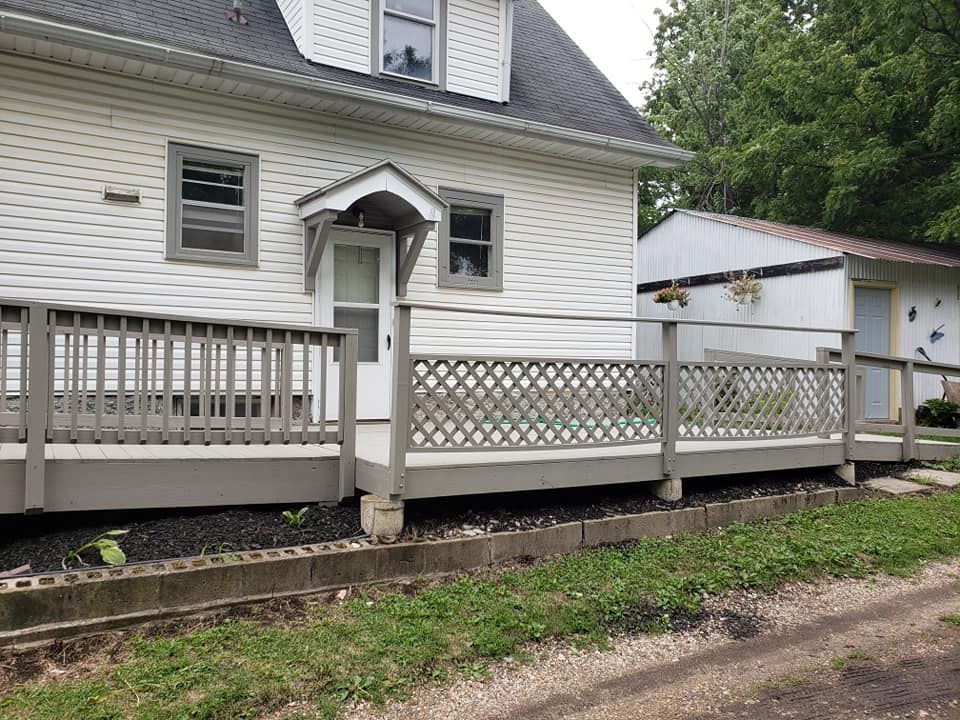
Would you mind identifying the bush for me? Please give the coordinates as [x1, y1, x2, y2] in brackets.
[916, 398, 960, 429]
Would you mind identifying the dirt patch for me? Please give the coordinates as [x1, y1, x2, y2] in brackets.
[0, 634, 122, 687]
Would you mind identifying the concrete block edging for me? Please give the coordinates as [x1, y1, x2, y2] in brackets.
[0, 487, 865, 645]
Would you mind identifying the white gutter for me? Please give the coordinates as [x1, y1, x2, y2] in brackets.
[0, 10, 694, 165]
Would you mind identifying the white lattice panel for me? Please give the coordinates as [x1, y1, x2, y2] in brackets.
[408, 357, 665, 449]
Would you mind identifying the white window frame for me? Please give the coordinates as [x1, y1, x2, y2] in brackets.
[165, 143, 259, 266]
[374, 0, 445, 86]
[437, 188, 504, 291]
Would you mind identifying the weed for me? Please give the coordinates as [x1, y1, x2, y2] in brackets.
[282, 506, 310, 529]
[940, 614, 960, 627]
[830, 656, 847, 671]
[756, 673, 806, 691]
[61, 529, 129, 570]
[332, 675, 376, 704]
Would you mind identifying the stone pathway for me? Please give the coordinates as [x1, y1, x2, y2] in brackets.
[906, 468, 960, 488]
[864, 476, 932, 495]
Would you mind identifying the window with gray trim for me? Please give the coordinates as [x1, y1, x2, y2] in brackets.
[166, 143, 259, 265]
[438, 188, 504, 290]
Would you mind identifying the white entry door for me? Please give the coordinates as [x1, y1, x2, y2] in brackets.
[854, 286, 892, 420]
[315, 227, 394, 420]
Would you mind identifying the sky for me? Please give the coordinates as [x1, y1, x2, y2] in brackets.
[538, 0, 669, 109]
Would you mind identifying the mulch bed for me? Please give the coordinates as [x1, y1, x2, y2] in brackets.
[0, 464, 909, 576]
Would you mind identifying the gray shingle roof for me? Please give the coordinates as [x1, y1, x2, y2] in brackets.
[0, 0, 678, 149]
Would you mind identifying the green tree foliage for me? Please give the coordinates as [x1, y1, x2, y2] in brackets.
[642, 0, 960, 243]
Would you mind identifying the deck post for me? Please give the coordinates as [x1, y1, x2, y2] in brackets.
[841, 332, 857, 461]
[388, 303, 412, 499]
[901, 360, 916, 462]
[24, 304, 49, 514]
[337, 332, 358, 500]
[661, 320, 679, 479]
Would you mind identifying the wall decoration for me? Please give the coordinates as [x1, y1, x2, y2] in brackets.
[931, 324, 945, 344]
[908, 306, 917, 322]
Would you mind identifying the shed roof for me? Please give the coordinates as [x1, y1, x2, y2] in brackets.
[0, 0, 679, 153]
[676, 210, 960, 268]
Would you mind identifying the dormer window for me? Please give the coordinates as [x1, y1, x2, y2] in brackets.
[380, 0, 438, 82]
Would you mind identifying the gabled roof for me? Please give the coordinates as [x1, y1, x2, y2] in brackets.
[0, 0, 680, 153]
[675, 210, 960, 268]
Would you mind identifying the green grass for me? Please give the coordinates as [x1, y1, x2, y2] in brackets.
[4, 490, 960, 720]
[941, 614, 960, 627]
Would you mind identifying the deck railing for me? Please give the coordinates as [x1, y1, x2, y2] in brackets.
[820, 346, 960, 461]
[387, 301, 856, 496]
[0, 299, 358, 512]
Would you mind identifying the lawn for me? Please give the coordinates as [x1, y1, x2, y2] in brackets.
[3, 490, 960, 720]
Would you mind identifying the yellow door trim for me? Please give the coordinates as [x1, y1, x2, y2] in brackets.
[849, 280, 899, 423]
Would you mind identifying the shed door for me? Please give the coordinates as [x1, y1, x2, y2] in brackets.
[854, 286, 892, 420]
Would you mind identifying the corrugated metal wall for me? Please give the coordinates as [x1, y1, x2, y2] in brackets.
[636, 213, 846, 362]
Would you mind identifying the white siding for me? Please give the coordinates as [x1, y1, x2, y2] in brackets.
[277, 0, 307, 55]
[636, 213, 846, 361]
[313, 0, 370, 74]
[847, 257, 960, 406]
[446, 0, 502, 101]
[0, 53, 635, 359]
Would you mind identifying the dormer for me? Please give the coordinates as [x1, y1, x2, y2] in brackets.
[277, 0, 513, 103]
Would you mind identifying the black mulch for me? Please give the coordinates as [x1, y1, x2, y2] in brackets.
[0, 463, 909, 576]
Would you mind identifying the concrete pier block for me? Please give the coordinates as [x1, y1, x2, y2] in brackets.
[833, 462, 856, 486]
[651, 477, 682, 502]
[360, 494, 404, 537]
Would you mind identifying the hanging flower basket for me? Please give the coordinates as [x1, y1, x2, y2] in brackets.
[652, 282, 690, 310]
[725, 272, 763, 305]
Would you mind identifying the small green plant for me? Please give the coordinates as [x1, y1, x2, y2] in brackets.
[61, 530, 129, 569]
[917, 398, 960, 429]
[333, 675, 375, 703]
[941, 614, 960, 627]
[925, 454, 960, 473]
[282, 506, 310, 528]
[652, 282, 690, 308]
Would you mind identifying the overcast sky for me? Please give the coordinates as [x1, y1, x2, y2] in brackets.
[538, 0, 668, 109]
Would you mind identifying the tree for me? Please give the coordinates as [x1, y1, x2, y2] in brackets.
[642, 0, 960, 243]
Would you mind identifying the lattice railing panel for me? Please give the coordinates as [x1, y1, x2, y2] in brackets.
[677, 364, 845, 439]
[408, 357, 665, 449]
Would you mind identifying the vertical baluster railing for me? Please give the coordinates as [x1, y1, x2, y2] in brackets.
[203, 324, 213, 445]
[0, 321, 7, 425]
[25, 304, 49, 512]
[841, 331, 857, 462]
[319, 332, 328, 437]
[162, 321, 172, 444]
[226, 326, 235, 445]
[263, 329, 273, 444]
[45, 311, 56, 443]
[118, 316, 127, 443]
[70, 313, 80, 442]
[18, 308, 28, 442]
[94, 315, 105, 443]
[901, 360, 916, 462]
[339, 330, 358, 500]
[282, 331, 293, 444]
[140, 319, 149, 444]
[244, 327, 253, 445]
[301, 332, 310, 444]
[183, 323, 192, 444]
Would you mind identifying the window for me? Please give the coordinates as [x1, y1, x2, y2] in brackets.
[380, 0, 438, 82]
[166, 143, 259, 265]
[438, 188, 504, 290]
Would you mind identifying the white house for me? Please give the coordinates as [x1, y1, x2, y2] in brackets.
[637, 210, 960, 422]
[0, 0, 689, 420]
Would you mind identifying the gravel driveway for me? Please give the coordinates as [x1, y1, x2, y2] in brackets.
[349, 560, 960, 720]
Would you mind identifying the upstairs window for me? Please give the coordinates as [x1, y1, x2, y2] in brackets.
[166, 143, 259, 265]
[438, 188, 504, 290]
[381, 0, 438, 82]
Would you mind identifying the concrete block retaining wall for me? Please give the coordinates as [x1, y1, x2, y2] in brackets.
[0, 487, 867, 645]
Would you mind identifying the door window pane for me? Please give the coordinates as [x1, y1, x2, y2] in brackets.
[386, 0, 433, 18]
[450, 242, 489, 277]
[383, 14, 433, 80]
[334, 307, 379, 362]
[334, 245, 380, 304]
